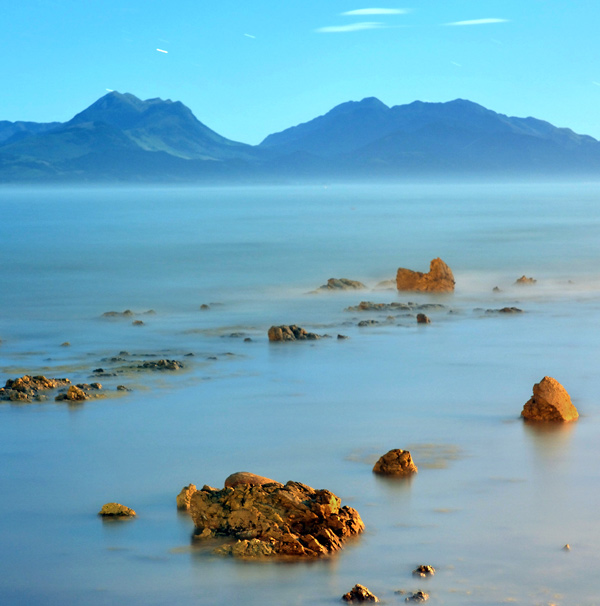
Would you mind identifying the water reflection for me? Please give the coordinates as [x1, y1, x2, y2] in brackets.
[522, 420, 577, 471]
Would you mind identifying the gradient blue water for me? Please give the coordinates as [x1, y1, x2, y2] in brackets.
[1, 182, 600, 605]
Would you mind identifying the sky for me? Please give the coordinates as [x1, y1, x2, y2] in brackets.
[4, 0, 600, 144]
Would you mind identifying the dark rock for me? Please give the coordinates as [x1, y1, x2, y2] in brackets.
[200, 304, 210, 310]
[116, 385, 130, 391]
[413, 565, 435, 577]
[102, 310, 135, 317]
[60, 342, 70, 347]
[337, 334, 349, 339]
[493, 286, 501, 292]
[244, 338, 253, 342]
[416, 313, 430, 324]
[342, 584, 379, 602]
[405, 591, 429, 602]
[373, 449, 418, 476]
[185, 352, 195, 356]
[132, 320, 144, 326]
[268, 325, 321, 341]
[521, 376, 579, 422]
[485, 307, 523, 314]
[358, 320, 379, 327]
[317, 278, 367, 291]
[189, 479, 364, 558]
[396, 258, 455, 293]
[138, 359, 183, 371]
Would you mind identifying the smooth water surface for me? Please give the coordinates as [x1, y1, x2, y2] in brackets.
[1, 182, 600, 605]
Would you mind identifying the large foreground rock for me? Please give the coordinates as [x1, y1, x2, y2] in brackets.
[189, 479, 364, 558]
[396, 258, 455, 293]
[373, 449, 418, 475]
[0, 375, 71, 402]
[521, 376, 579, 422]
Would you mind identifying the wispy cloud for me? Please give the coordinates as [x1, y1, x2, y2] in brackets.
[156, 48, 169, 53]
[244, 33, 256, 39]
[444, 18, 509, 26]
[341, 8, 409, 16]
[315, 21, 386, 33]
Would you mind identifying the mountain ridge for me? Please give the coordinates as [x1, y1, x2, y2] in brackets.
[1, 91, 599, 182]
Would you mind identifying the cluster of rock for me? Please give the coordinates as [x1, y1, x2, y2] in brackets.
[138, 359, 183, 371]
[182, 473, 364, 558]
[396, 258, 455, 293]
[521, 376, 579, 422]
[373, 449, 418, 476]
[485, 307, 523, 314]
[55, 382, 103, 402]
[102, 309, 156, 318]
[268, 325, 323, 342]
[316, 278, 367, 292]
[1, 375, 71, 402]
[345, 301, 445, 313]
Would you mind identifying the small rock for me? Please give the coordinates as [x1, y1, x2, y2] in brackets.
[98, 502, 136, 517]
[493, 286, 501, 292]
[139, 359, 183, 371]
[521, 376, 579, 422]
[416, 313, 431, 324]
[60, 342, 70, 347]
[405, 591, 429, 602]
[116, 385, 130, 391]
[132, 320, 144, 326]
[244, 338, 253, 342]
[563, 544, 571, 551]
[102, 310, 135, 318]
[413, 565, 435, 577]
[55, 385, 88, 402]
[176, 484, 197, 510]
[373, 449, 418, 476]
[200, 304, 210, 310]
[268, 325, 321, 341]
[515, 275, 536, 285]
[342, 584, 379, 603]
[317, 278, 367, 292]
[358, 320, 379, 327]
[337, 334, 349, 340]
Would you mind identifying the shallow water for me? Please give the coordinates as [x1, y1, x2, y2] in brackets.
[1, 182, 600, 605]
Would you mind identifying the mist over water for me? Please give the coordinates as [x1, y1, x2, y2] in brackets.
[1, 182, 600, 605]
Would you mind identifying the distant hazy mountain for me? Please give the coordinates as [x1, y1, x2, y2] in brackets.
[1, 92, 600, 182]
[260, 98, 600, 176]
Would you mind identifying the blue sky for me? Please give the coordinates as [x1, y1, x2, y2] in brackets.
[5, 1, 600, 144]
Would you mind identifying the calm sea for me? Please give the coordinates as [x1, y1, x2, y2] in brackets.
[1, 182, 600, 605]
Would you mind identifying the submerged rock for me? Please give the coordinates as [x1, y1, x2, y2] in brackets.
[485, 307, 523, 314]
[98, 502, 136, 517]
[416, 313, 431, 324]
[521, 376, 579, 422]
[405, 591, 429, 603]
[102, 309, 135, 318]
[189, 478, 364, 558]
[373, 449, 418, 476]
[342, 584, 379, 602]
[396, 258, 455, 293]
[138, 359, 183, 371]
[317, 278, 367, 292]
[0, 375, 71, 402]
[515, 275, 536, 285]
[268, 325, 321, 341]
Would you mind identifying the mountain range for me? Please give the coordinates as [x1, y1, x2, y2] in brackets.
[1, 91, 599, 182]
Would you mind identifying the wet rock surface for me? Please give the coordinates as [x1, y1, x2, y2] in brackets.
[1, 375, 71, 402]
[98, 502, 136, 517]
[189, 479, 364, 558]
[521, 376, 579, 422]
[342, 584, 379, 602]
[396, 258, 455, 293]
[268, 325, 322, 341]
[373, 449, 418, 476]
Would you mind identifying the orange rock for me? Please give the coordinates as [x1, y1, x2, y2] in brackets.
[224, 472, 281, 488]
[521, 376, 579, 422]
[396, 258, 455, 293]
[373, 449, 418, 475]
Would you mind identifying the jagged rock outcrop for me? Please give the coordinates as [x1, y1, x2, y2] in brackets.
[0, 375, 71, 402]
[396, 258, 455, 293]
[189, 479, 364, 558]
[413, 565, 435, 577]
[373, 449, 418, 476]
[98, 502, 136, 517]
[521, 376, 579, 422]
[268, 325, 321, 341]
[317, 278, 367, 291]
[405, 591, 429, 602]
[342, 584, 380, 602]
[176, 484, 197, 510]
